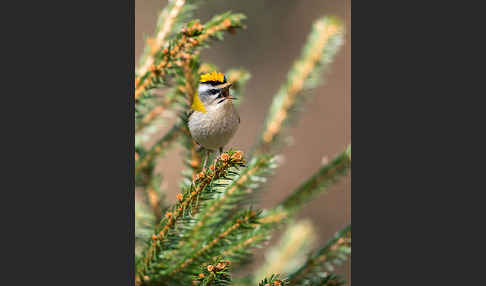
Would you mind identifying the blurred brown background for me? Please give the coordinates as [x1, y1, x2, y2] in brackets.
[136, 0, 350, 281]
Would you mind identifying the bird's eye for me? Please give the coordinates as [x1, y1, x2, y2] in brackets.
[208, 89, 219, 95]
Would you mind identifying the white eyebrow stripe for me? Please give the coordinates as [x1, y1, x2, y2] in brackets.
[198, 83, 219, 97]
[198, 83, 212, 93]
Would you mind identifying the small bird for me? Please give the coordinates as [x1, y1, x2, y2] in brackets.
[188, 72, 240, 169]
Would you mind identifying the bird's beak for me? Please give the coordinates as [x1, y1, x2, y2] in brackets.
[218, 83, 235, 100]
[225, 84, 235, 99]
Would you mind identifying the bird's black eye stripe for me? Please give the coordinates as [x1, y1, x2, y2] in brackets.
[209, 89, 219, 95]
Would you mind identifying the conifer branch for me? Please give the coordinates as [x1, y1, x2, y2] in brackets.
[182, 57, 197, 104]
[258, 146, 350, 231]
[255, 220, 316, 282]
[156, 154, 275, 270]
[280, 146, 351, 214]
[145, 187, 162, 221]
[287, 225, 351, 286]
[313, 274, 345, 286]
[256, 17, 344, 153]
[135, 13, 246, 103]
[185, 155, 276, 248]
[135, 200, 156, 259]
[137, 0, 197, 77]
[144, 174, 165, 222]
[258, 209, 290, 225]
[161, 153, 275, 268]
[136, 160, 163, 218]
[135, 5, 350, 284]
[258, 274, 288, 286]
[194, 259, 232, 286]
[216, 231, 267, 263]
[199, 62, 220, 74]
[231, 278, 253, 286]
[171, 209, 260, 276]
[138, 151, 247, 279]
[135, 122, 183, 178]
[158, 153, 242, 238]
[135, 92, 177, 132]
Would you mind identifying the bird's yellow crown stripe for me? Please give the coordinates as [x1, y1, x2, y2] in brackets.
[200, 71, 225, 83]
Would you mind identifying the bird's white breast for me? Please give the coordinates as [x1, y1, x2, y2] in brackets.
[188, 101, 239, 151]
